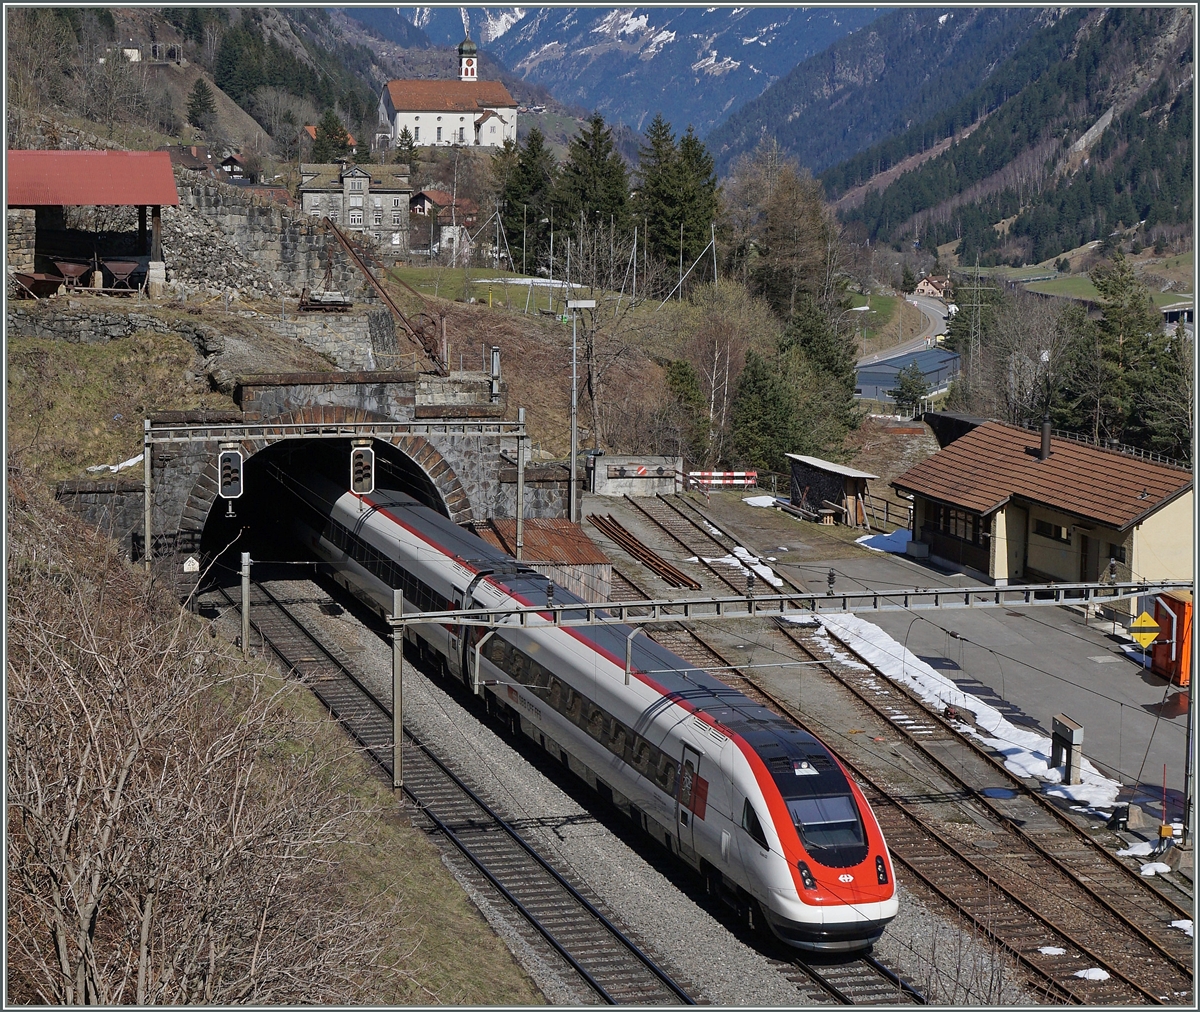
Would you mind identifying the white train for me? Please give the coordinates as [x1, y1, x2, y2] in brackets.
[276, 470, 898, 951]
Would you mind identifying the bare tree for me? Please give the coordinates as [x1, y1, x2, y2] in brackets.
[6, 478, 405, 1005]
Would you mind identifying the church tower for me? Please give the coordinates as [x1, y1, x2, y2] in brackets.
[458, 36, 478, 81]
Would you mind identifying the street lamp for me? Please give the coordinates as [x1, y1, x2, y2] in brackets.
[566, 299, 595, 524]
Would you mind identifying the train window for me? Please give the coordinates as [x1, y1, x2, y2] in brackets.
[565, 690, 584, 724]
[678, 760, 695, 808]
[632, 740, 653, 775]
[742, 799, 769, 850]
[785, 796, 864, 851]
[586, 705, 607, 741]
[607, 722, 629, 757]
[655, 757, 677, 794]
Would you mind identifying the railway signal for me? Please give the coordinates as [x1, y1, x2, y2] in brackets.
[218, 447, 243, 499]
[350, 442, 375, 495]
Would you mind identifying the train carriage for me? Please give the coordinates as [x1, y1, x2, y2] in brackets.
[273, 468, 898, 951]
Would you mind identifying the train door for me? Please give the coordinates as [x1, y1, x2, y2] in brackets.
[675, 743, 705, 862]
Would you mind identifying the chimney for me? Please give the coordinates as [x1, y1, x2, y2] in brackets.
[1040, 415, 1052, 460]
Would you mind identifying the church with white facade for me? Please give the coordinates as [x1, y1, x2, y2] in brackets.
[378, 37, 517, 150]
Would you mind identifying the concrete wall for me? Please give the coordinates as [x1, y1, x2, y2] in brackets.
[590, 455, 681, 497]
[1133, 491, 1193, 583]
[55, 479, 146, 561]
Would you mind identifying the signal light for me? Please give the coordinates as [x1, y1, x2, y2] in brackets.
[796, 860, 817, 891]
[350, 446, 375, 495]
[218, 449, 243, 499]
[876, 855, 889, 885]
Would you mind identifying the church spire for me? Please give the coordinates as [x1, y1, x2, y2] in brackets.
[458, 36, 478, 82]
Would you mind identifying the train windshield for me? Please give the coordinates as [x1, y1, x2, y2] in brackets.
[786, 795, 867, 867]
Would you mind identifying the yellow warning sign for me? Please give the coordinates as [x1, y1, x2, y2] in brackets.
[1131, 610, 1160, 649]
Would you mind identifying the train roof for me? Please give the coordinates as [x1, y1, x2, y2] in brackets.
[370, 487, 851, 798]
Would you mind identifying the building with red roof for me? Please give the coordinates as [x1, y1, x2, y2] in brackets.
[378, 36, 516, 151]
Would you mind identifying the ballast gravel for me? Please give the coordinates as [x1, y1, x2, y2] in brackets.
[256, 580, 1038, 1005]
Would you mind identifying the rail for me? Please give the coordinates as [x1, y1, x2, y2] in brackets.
[216, 579, 695, 1006]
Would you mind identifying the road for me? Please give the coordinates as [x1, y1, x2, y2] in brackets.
[857, 293, 949, 367]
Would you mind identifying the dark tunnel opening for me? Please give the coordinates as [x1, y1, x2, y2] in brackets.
[197, 438, 448, 587]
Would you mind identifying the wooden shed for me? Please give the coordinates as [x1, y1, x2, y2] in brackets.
[786, 454, 878, 528]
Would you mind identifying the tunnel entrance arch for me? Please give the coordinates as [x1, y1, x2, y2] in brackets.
[152, 404, 524, 599]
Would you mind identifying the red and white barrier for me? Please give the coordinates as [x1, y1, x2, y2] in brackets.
[687, 471, 758, 489]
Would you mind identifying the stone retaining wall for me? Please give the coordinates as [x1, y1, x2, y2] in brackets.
[7, 208, 35, 274]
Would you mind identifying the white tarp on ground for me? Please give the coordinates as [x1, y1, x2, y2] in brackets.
[742, 495, 779, 508]
[87, 452, 144, 474]
[788, 613, 1123, 810]
[856, 528, 912, 553]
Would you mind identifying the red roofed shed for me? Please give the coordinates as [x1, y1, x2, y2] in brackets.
[7, 150, 179, 207]
[6, 150, 180, 270]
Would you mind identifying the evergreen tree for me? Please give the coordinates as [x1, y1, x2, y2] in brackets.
[900, 265, 916, 293]
[394, 125, 418, 170]
[889, 363, 930, 414]
[676, 126, 719, 271]
[186, 78, 216, 131]
[632, 113, 680, 267]
[729, 350, 797, 472]
[553, 113, 629, 232]
[311, 109, 350, 163]
[498, 129, 557, 273]
[664, 359, 708, 462]
[781, 293, 858, 431]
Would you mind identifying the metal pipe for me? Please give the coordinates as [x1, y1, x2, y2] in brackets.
[1040, 414, 1052, 460]
[570, 306, 578, 523]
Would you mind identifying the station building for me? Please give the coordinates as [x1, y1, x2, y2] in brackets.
[893, 419, 1193, 593]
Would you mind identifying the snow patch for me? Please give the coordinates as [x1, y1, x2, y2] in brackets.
[1140, 862, 1172, 877]
[796, 613, 1123, 808]
[1038, 946, 1066, 955]
[1074, 968, 1110, 981]
[647, 29, 676, 54]
[87, 452, 144, 474]
[742, 495, 778, 507]
[938, 13, 952, 25]
[692, 50, 741, 75]
[701, 550, 783, 589]
[1170, 919, 1193, 938]
[856, 528, 912, 554]
[1117, 841, 1156, 857]
[478, 8, 527, 43]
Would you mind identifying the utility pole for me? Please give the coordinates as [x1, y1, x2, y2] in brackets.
[240, 552, 250, 660]
[515, 407, 526, 559]
[392, 589, 403, 790]
[567, 299, 596, 523]
[679, 221, 684, 301]
[142, 419, 152, 572]
[522, 203, 527, 276]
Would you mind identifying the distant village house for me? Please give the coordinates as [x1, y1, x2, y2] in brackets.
[378, 37, 517, 151]
[298, 161, 411, 249]
[915, 275, 953, 299]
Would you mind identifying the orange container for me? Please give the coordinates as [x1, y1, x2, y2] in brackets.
[1151, 591, 1193, 687]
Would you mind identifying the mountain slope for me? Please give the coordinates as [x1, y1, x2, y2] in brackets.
[832, 7, 1194, 265]
[705, 7, 1051, 175]
[345, 7, 885, 135]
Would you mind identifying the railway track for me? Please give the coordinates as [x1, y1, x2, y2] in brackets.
[611, 571, 925, 1006]
[212, 580, 697, 1007]
[611, 558, 1194, 1005]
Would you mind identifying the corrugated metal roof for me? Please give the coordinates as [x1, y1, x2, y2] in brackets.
[7, 150, 180, 207]
[385, 79, 516, 112]
[786, 454, 878, 481]
[476, 519, 610, 566]
[892, 421, 1192, 530]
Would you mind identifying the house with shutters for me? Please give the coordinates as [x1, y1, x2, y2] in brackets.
[298, 161, 411, 249]
[892, 418, 1193, 599]
[378, 37, 517, 150]
[914, 275, 953, 300]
